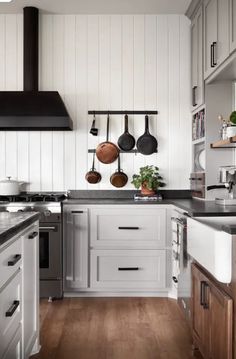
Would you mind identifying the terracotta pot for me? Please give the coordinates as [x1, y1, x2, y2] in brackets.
[141, 182, 156, 196]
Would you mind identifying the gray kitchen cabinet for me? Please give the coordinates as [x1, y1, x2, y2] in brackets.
[191, 5, 204, 110]
[230, 0, 236, 53]
[63, 207, 88, 291]
[204, 0, 229, 78]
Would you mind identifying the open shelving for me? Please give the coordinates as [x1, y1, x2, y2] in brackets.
[210, 136, 236, 148]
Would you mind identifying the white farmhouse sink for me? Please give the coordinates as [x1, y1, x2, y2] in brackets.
[187, 217, 233, 283]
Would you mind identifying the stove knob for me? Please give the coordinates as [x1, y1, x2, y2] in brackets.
[44, 210, 51, 217]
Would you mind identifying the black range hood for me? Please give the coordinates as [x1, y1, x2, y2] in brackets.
[0, 7, 73, 131]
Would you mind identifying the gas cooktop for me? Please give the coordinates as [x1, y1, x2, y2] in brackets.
[0, 193, 67, 204]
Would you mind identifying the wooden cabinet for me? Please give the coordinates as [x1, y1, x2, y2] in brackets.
[191, 5, 204, 110]
[230, 0, 236, 53]
[63, 207, 88, 291]
[192, 264, 233, 359]
[204, 0, 229, 78]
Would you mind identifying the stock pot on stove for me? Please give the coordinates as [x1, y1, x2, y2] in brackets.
[0, 176, 24, 196]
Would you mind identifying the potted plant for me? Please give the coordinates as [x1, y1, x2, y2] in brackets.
[226, 111, 236, 138]
[131, 165, 165, 196]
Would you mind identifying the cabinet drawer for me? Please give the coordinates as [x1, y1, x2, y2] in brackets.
[0, 238, 22, 289]
[90, 208, 166, 248]
[91, 249, 166, 289]
[2, 325, 21, 359]
[0, 271, 21, 358]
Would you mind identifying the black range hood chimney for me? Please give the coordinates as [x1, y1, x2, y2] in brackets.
[0, 7, 73, 131]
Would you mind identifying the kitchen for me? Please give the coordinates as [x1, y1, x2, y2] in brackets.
[0, 0, 236, 358]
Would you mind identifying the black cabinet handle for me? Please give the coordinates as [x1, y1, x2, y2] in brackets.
[200, 281, 209, 309]
[5, 300, 20, 317]
[172, 276, 178, 283]
[118, 267, 139, 271]
[118, 227, 139, 230]
[212, 41, 217, 66]
[210, 43, 214, 67]
[192, 86, 197, 106]
[71, 211, 84, 214]
[8, 254, 21, 266]
[28, 231, 38, 239]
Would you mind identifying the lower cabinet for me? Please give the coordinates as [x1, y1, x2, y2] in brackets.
[2, 326, 22, 359]
[90, 249, 166, 289]
[63, 207, 88, 291]
[63, 205, 169, 293]
[21, 224, 39, 358]
[192, 264, 233, 359]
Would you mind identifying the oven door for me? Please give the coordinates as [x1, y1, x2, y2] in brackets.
[39, 223, 61, 280]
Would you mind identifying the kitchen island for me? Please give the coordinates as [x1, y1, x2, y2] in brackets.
[0, 212, 40, 359]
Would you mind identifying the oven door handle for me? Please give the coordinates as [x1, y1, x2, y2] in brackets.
[39, 226, 57, 231]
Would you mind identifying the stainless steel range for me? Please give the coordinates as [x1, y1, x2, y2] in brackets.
[0, 193, 66, 300]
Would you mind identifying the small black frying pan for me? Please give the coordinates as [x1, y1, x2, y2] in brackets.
[137, 115, 158, 155]
[118, 114, 135, 151]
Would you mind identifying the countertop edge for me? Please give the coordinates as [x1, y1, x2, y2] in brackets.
[0, 213, 40, 247]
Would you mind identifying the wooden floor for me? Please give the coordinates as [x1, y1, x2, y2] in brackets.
[32, 297, 202, 359]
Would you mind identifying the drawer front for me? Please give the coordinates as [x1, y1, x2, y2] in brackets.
[91, 249, 166, 289]
[90, 208, 166, 248]
[2, 325, 21, 359]
[0, 238, 22, 289]
[0, 271, 21, 358]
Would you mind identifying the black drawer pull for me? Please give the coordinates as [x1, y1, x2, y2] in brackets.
[8, 254, 21, 266]
[28, 231, 38, 239]
[118, 227, 139, 230]
[118, 267, 139, 271]
[172, 276, 178, 283]
[5, 300, 20, 317]
[71, 211, 84, 214]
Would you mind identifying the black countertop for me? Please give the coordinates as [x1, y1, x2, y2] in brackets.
[0, 212, 40, 247]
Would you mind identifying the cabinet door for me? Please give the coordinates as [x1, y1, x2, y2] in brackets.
[230, 0, 236, 52]
[204, 0, 217, 78]
[192, 264, 210, 358]
[191, 6, 204, 110]
[208, 281, 233, 359]
[217, 0, 229, 65]
[64, 209, 88, 290]
[2, 327, 21, 359]
[22, 224, 39, 358]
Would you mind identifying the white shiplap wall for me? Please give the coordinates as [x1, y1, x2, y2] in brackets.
[0, 14, 191, 191]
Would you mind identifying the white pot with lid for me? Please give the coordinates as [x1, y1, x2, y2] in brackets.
[0, 176, 24, 196]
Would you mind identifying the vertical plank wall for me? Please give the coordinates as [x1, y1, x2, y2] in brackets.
[0, 14, 191, 191]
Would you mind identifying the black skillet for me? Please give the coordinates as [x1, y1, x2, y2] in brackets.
[118, 114, 135, 151]
[136, 115, 157, 155]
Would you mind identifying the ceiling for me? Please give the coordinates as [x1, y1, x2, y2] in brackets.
[0, 0, 192, 14]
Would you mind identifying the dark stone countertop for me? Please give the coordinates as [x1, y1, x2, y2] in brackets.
[0, 212, 40, 247]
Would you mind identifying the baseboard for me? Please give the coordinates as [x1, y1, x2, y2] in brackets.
[63, 291, 170, 297]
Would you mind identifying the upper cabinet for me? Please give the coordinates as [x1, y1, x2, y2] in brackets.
[204, 0, 229, 78]
[191, 5, 204, 110]
[230, 0, 236, 53]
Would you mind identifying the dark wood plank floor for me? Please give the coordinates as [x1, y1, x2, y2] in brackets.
[32, 297, 202, 359]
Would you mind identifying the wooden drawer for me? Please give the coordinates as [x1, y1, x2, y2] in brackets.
[90, 249, 166, 289]
[0, 271, 21, 358]
[90, 208, 166, 248]
[0, 238, 22, 289]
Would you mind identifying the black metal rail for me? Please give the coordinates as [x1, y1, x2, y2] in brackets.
[88, 110, 158, 115]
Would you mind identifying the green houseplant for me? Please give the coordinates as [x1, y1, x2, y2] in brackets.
[131, 165, 165, 195]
